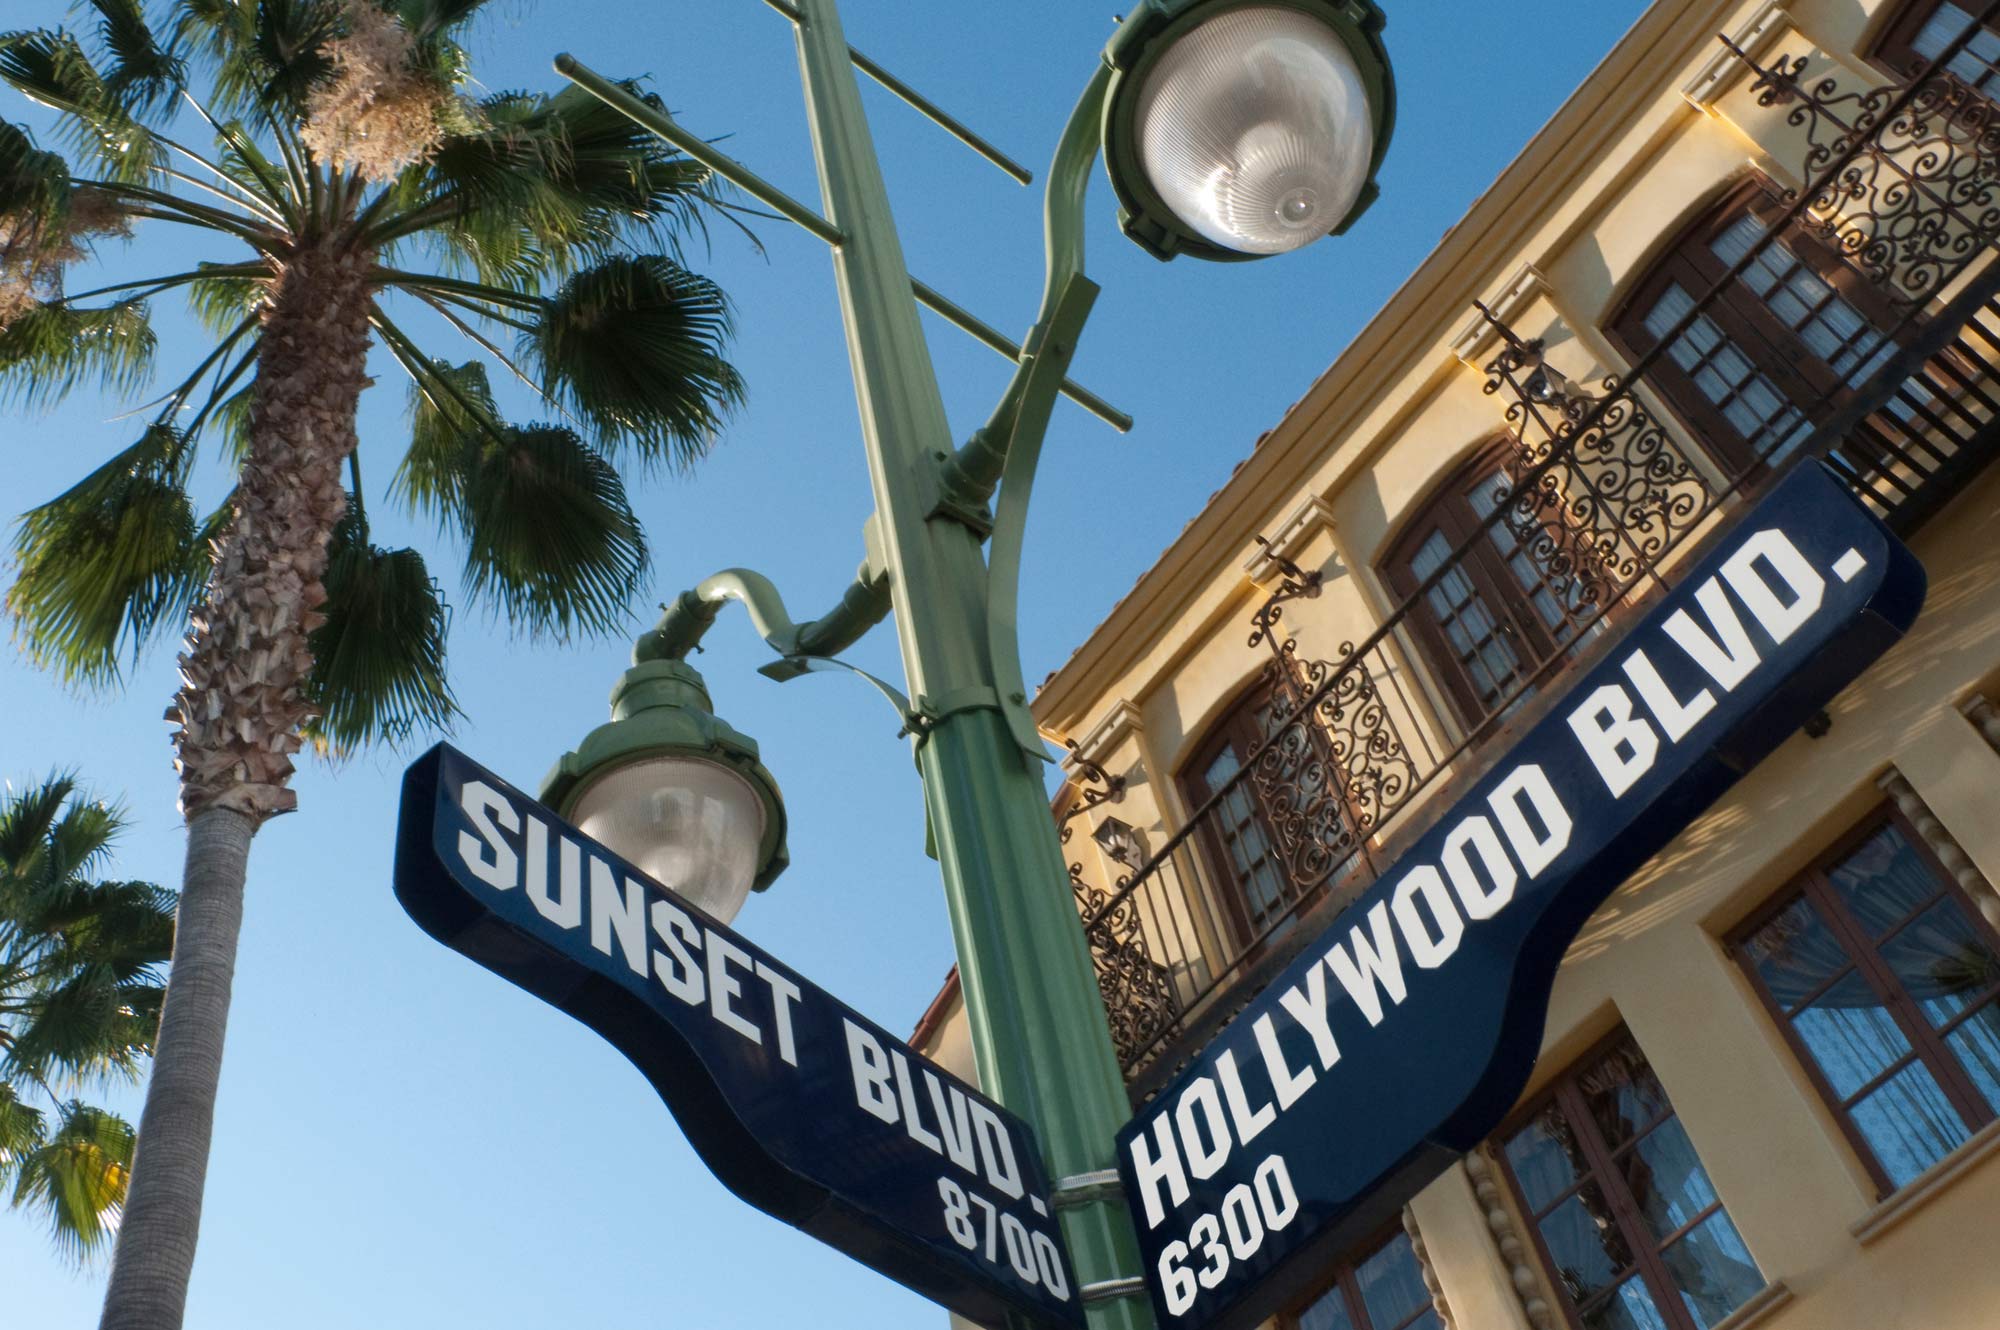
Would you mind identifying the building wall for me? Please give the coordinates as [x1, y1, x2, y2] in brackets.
[917, 1, 2000, 1327]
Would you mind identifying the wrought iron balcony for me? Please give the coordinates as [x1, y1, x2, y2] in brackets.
[1066, 17, 2000, 1096]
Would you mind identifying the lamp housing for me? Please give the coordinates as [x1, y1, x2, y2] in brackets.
[1101, 0, 1395, 262]
[540, 654, 788, 926]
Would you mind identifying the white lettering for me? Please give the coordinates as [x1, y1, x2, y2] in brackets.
[1326, 904, 1407, 1027]
[1216, 1049, 1276, 1147]
[925, 1073, 977, 1172]
[648, 899, 704, 1006]
[1723, 528, 1824, 646]
[1130, 1117, 1188, 1229]
[1253, 1013, 1318, 1110]
[891, 1051, 943, 1154]
[1176, 1078, 1233, 1181]
[844, 1020, 898, 1125]
[457, 781, 519, 891]
[970, 1102, 1025, 1200]
[1276, 965, 1341, 1072]
[755, 960, 800, 1067]
[1663, 578, 1760, 690]
[1391, 866, 1463, 969]
[526, 823, 582, 929]
[1623, 647, 1715, 743]
[1443, 815, 1516, 920]
[705, 930, 761, 1045]
[1489, 765, 1571, 877]
[588, 861, 647, 976]
[1568, 684, 1659, 797]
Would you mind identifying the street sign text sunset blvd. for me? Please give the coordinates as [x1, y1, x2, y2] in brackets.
[394, 745, 1083, 1329]
[1117, 464, 1927, 1330]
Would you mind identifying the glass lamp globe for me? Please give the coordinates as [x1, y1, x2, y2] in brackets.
[568, 755, 769, 926]
[1133, 5, 1376, 255]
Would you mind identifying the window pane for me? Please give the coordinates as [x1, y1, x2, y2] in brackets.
[1579, 1277, 1671, 1330]
[1537, 1184, 1633, 1304]
[1355, 1234, 1432, 1329]
[1742, 897, 1854, 1009]
[1621, 1119, 1721, 1242]
[1296, 1282, 1360, 1330]
[1659, 1210, 1764, 1330]
[1879, 899, 2000, 1026]
[1826, 823, 1942, 937]
[1849, 1060, 1971, 1189]
[1791, 972, 1911, 1099]
[1504, 1106, 1588, 1212]
[1579, 1039, 1673, 1148]
[1944, 999, 2000, 1113]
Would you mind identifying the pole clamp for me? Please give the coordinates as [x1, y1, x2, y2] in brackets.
[1050, 1168, 1125, 1210]
[1079, 1276, 1150, 1305]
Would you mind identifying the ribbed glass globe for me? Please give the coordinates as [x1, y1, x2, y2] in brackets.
[570, 755, 767, 925]
[1134, 6, 1375, 255]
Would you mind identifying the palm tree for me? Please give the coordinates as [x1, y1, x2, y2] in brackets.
[0, 2, 749, 1325]
[0, 774, 175, 1263]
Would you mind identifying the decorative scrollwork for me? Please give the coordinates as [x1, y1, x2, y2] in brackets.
[1735, 36, 2000, 307]
[1059, 743, 1177, 1067]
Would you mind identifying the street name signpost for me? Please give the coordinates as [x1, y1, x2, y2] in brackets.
[1115, 464, 1928, 1330]
[393, 745, 1084, 1329]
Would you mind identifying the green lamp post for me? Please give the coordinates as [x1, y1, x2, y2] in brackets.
[547, 1, 1393, 1323]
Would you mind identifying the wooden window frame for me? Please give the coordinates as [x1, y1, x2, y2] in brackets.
[1381, 437, 1581, 732]
[1493, 1029, 1756, 1330]
[1726, 805, 2000, 1198]
[1277, 1220, 1436, 1330]
[1177, 675, 1364, 953]
[1607, 177, 1907, 482]
[1872, 0, 2000, 81]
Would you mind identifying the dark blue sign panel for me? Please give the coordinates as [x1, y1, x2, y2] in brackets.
[394, 747, 1083, 1329]
[1116, 464, 1926, 1330]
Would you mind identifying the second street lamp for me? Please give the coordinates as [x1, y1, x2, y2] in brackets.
[545, 1, 1394, 1324]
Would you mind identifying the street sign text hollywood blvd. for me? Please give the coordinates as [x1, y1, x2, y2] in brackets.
[1116, 464, 1927, 1330]
[393, 745, 1083, 1329]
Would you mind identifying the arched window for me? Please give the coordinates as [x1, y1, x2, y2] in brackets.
[1381, 437, 1602, 730]
[1609, 180, 1901, 479]
[1179, 675, 1365, 949]
[1875, 0, 2000, 89]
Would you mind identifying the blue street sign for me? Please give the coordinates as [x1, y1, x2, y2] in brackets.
[1116, 464, 1927, 1330]
[394, 746, 1084, 1329]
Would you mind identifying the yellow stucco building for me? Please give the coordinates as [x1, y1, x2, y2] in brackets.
[917, 1, 2000, 1328]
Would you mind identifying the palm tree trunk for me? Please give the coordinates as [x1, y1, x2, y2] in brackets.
[97, 807, 251, 1330]
[100, 241, 374, 1330]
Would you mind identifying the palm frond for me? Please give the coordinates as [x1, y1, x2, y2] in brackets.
[302, 510, 459, 754]
[526, 255, 743, 472]
[0, 299, 154, 409]
[0, 28, 159, 182]
[455, 424, 647, 637]
[0, 1083, 48, 1166]
[87, 0, 186, 113]
[394, 82, 714, 281]
[0, 775, 78, 879]
[392, 355, 497, 516]
[0, 118, 71, 220]
[6, 424, 205, 684]
[10, 1100, 134, 1264]
[184, 264, 268, 335]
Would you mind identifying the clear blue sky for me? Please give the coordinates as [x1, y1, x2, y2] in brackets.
[3, 1, 1651, 1324]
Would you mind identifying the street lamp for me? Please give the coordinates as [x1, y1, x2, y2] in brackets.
[1103, 0, 1394, 260]
[539, 629, 787, 926]
[546, 2, 1393, 1324]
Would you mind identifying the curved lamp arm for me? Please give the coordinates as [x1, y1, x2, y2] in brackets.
[641, 564, 892, 664]
[973, 67, 1116, 760]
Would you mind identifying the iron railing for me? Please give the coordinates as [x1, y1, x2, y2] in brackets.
[1069, 12, 2000, 1093]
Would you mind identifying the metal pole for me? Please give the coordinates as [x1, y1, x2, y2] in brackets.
[785, 2, 1152, 1326]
